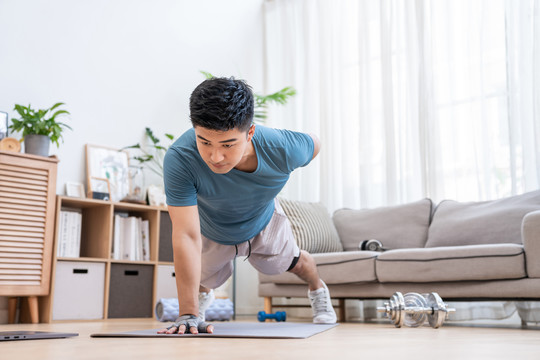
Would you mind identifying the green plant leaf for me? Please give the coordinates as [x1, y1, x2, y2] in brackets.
[134, 155, 154, 163]
[14, 104, 27, 117]
[200, 71, 214, 79]
[145, 127, 160, 144]
[121, 144, 141, 150]
[48, 102, 65, 112]
[50, 110, 70, 120]
[259, 87, 297, 105]
[55, 121, 72, 130]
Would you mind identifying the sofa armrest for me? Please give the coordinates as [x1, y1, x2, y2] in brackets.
[523, 210, 540, 277]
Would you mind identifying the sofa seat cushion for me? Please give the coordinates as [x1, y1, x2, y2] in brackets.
[426, 190, 540, 247]
[375, 244, 526, 283]
[333, 199, 432, 251]
[258, 251, 378, 285]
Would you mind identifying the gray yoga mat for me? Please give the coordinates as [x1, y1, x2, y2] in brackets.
[91, 322, 338, 339]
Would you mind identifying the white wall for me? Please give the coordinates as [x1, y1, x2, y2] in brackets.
[0, 0, 265, 323]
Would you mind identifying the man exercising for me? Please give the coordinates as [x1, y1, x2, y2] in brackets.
[158, 77, 336, 335]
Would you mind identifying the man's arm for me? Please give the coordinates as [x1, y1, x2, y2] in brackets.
[308, 133, 321, 160]
[158, 204, 213, 334]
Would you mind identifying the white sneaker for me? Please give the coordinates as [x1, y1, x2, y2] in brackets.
[198, 290, 215, 321]
[308, 281, 337, 324]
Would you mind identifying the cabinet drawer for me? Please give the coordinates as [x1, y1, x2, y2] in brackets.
[52, 261, 105, 320]
[108, 263, 153, 318]
[155, 265, 177, 300]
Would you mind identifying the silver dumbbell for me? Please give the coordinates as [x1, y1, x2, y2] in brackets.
[377, 292, 456, 328]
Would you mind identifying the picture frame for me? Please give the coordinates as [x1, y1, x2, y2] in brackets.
[89, 177, 111, 201]
[65, 181, 86, 198]
[0, 111, 7, 140]
[86, 144, 130, 202]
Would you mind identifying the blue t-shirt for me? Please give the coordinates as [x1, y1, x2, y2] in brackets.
[163, 125, 314, 245]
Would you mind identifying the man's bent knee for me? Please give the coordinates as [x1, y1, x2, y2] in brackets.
[288, 250, 312, 273]
[287, 251, 301, 272]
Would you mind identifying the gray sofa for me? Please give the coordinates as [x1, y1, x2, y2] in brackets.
[258, 191, 540, 321]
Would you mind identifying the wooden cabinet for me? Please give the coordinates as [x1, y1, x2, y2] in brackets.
[0, 150, 59, 323]
[42, 196, 175, 322]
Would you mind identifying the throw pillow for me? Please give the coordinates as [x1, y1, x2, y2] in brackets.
[332, 199, 432, 251]
[426, 190, 540, 247]
[278, 197, 343, 253]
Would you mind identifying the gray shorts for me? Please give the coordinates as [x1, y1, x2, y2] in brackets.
[200, 199, 300, 289]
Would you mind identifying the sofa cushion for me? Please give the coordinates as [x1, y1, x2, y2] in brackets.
[258, 251, 378, 285]
[332, 199, 432, 251]
[375, 244, 526, 283]
[426, 190, 540, 247]
[278, 198, 343, 253]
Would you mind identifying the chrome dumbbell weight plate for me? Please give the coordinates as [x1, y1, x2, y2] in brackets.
[403, 292, 428, 327]
[378, 292, 405, 327]
[425, 292, 453, 328]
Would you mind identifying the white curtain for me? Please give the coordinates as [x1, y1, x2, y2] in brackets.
[264, 0, 540, 323]
[264, 0, 540, 211]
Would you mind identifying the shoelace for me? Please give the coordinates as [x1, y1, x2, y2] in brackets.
[310, 290, 330, 313]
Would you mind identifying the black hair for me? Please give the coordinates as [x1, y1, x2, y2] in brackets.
[189, 77, 254, 132]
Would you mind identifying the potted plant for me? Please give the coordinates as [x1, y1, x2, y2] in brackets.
[8, 102, 71, 156]
[122, 128, 173, 206]
[122, 127, 174, 179]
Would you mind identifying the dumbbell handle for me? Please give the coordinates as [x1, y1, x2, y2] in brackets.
[404, 306, 455, 314]
[377, 305, 456, 315]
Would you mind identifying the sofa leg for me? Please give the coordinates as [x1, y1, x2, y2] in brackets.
[264, 297, 272, 314]
[338, 299, 346, 322]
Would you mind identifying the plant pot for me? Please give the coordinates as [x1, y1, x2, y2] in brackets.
[24, 134, 50, 157]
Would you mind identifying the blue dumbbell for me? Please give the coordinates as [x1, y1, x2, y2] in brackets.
[257, 310, 286, 322]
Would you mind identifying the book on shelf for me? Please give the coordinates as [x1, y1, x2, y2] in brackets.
[112, 214, 150, 261]
[124, 217, 138, 261]
[57, 208, 82, 258]
[112, 213, 127, 260]
[141, 219, 150, 261]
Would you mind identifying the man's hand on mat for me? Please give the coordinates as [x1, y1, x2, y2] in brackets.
[157, 314, 214, 335]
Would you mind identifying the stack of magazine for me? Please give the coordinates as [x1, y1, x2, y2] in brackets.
[112, 213, 150, 261]
[56, 208, 82, 258]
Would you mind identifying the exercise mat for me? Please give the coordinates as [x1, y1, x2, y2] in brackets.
[91, 322, 338, 339]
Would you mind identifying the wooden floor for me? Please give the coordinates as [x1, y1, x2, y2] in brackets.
[1, 318, 539, 360]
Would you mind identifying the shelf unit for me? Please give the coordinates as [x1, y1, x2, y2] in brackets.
[42, 196, 175, 322]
